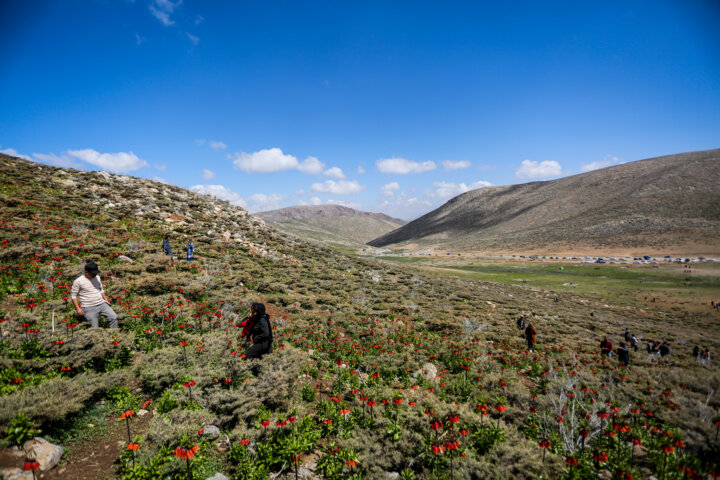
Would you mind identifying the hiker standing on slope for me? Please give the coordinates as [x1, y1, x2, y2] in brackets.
[239, 303, 273, 359]
[162, 235, 173, 260]
[617, 342, 630, 367]
[184, 240, 194, 261]
[71, 261, 118, 328]
[525, 322, 536, 352]
[600, 337, 613, 358]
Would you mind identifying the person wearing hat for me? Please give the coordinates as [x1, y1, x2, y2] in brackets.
[71, 261, 118, 328]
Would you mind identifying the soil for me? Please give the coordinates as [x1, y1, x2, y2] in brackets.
[39, 411, 154, 480]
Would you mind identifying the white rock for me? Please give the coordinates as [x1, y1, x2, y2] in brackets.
[23, 437, 64, 472]
[412, 363, 437, 380]
[0, 467, 33, 480]
[137, 409, 150, 417]
[205, 474, 230, 480]
[202, 425, 221, 439]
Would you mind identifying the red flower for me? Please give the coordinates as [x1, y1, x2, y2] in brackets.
[120, 410, 135, 419]
[394, 398, 403, 406]
[367, 400, 376, 407]
[240, 438, 250, 445]
[127, 442, 140, 451]
[593, 451, 608, 463]
[179, 340, 189, 347]
[495, 405, 506, 413]
[174, 445, 200, 460]
[566, 457, 578, 466]
[662, 445, 674, 454]
[261, 420, 270, 428]
[184, 381, 195, 388]
[23, 461, 41, 471]
[346, 460, 358, 467]
[431, 444, 444, 455]
[539, 439, 551, 449]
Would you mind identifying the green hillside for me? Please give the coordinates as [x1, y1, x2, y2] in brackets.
[1, 154, 719, 480]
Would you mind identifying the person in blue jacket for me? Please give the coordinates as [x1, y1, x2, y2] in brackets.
[184, 241, 194, 261]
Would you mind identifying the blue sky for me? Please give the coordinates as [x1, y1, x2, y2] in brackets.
[1, 1, 719, 220]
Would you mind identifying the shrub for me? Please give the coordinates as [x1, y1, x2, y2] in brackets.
[3, 412, 40, 446]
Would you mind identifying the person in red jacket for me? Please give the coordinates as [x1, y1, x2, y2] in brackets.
[239, 303, 273, 359]
[525, 323, 536, 352]
[600, 337, 613, 358]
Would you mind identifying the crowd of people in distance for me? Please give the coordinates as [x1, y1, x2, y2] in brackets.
[711, 300, 720, 312]
[516, 316, 713, 369]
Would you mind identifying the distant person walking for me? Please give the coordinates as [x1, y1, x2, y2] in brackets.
[600, 337, 613, 358]
[516, 316, 525, 330]
[617, 342, 630, 367]
[71, 261, 118, 328]
[184, 241, 194, 261]
[525, 322, 536, 352]
[629, 334, 639, 352]
[659, 341, 670, 357]
[162, 235, 173, 259]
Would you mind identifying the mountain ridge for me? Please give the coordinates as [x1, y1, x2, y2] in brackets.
[368, 149, 720, 255]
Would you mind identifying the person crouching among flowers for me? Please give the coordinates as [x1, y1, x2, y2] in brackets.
[239, 303, 273, 359]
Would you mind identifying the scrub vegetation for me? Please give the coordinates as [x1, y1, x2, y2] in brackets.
[1, 154, 719, 479]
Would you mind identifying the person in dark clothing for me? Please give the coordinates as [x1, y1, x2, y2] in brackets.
[693, 345, 700, 359]
[516, 316, 525, 330]
[240, 303, 273, 359]
[659, 341, 670, 357]
[617, 342, 630, 367]
[525, 322, 536, 352]
[162, 236, 173, 259]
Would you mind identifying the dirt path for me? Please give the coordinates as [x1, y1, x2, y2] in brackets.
[41, 411, 154, 480]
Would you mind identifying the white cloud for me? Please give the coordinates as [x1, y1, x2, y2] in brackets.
[155, 164, 167, 171]
[195, 139, 206, 146]
[208, 140, 226, 150]
[202, 169, 215, 180]
[515, 159, 562, 179]
[425, 180, 493, 199]
[32, 152, 81, 168]
[297, 156, 324, 174]
[135, 33, 146, 46]
[189, 184, 246, 207]
[377, 157, 436, 174]
[149, 0, 182, 26]
[310, 196, 323, 205]
[231, 148, 328, 175]
[233, 148, 299, 173]
[377, 193, 433, 221]
[581, 154, 623, 172]
[67, 149, 149, 173]
[441, 160, 471, 171]
[194, 15, 204, 25]
[323, 167, 345, 179]
[152, 176, 170, 185]
[357, 166, 365, 174]
[380, 182, 400, 197]
[1, 147, 32, 161]
[186, 32, 199, 46]
[247, 193, 286, 212]
[311, 179, 365, 195]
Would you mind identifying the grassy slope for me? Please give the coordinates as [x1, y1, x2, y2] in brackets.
[266, 216, 404, 248]
[1, 155, 720, 479]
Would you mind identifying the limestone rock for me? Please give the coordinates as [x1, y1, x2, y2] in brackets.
[118, 255, 134, 263]
[23, 437, 64, 471]
[0, 468, 33, 480]
[412, 363, 437, 380]
[202, 425, 221, 439]
[205, 473, 230, 480]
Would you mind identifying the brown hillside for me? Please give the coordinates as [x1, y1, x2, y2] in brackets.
[368, 149, 720, 255]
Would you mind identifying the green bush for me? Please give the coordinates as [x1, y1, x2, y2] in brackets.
[3, 412, 40, 446]
[156, 389, 179, 414]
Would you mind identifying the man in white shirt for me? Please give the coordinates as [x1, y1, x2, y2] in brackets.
[71, 262, 118, 328]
